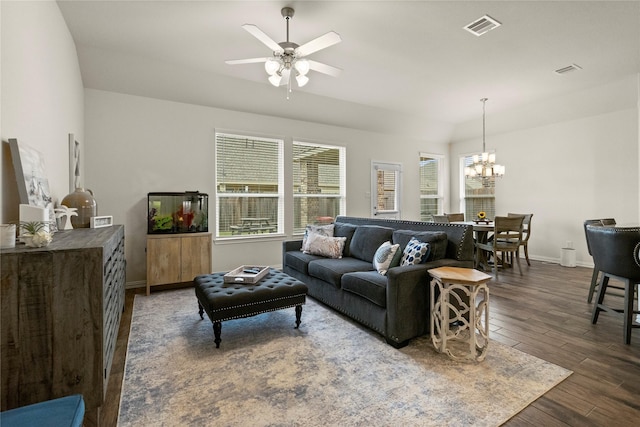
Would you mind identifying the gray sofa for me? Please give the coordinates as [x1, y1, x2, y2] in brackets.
[282, 216, 474, 348]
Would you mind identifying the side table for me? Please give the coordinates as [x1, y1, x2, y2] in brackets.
[428, 266, 492, 362]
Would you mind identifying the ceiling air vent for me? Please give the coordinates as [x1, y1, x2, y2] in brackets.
[464, 15, 502, 36]
[554, 64, 583, 75]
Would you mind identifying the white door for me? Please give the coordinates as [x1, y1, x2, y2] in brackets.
[371, 161, 402, 219]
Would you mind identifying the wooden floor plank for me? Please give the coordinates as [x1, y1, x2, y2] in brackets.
[100, 261, 640, 426]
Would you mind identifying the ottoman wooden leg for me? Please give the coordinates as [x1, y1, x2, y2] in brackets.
[295, 305, 303, 329]
[198, 302, 204, 320]
[213, 321, 222, 348]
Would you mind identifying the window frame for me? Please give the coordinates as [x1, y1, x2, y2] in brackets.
[292, 140, 346, 235]
[214, 130, 284, 240]
[419, 153, 444, 222]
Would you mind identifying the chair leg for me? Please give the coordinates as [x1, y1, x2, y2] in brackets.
[514, 250, 522, 275]
[493, 249, 499, 277]
[587, 268, 600, 303]
[592, 274, 609, 324]
[523, 243, 530, 266]
[624, 279, 633, 345]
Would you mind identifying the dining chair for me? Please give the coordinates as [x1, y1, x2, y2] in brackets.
[433, 215, 449, 223]
[475, 215, 524, 277]
[583, 218, 618, 303]
[508, 213, 533, 266]
[445, 213, 465, 222]
[586, 225, 640, 344]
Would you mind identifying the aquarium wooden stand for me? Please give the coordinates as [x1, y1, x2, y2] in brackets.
[146, 232, 212, 295]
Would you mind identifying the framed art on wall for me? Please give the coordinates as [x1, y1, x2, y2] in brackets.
[69, 133, 81, 193]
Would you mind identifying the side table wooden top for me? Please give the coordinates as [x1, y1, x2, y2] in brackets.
[428, 266, 492, 285]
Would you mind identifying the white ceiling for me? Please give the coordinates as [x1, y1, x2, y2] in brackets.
[57, 0, 640, 136]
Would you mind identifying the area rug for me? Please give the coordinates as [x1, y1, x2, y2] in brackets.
[118, 288, 571, 426]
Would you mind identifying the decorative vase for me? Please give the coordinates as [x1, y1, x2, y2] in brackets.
[61, 188, 97, 228]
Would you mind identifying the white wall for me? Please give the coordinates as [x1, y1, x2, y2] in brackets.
[1, 1, 84, 223]
[84, 89, 450, 284]
[450, 77, 640, 267]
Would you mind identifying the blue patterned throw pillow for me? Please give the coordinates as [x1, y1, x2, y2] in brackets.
[400, 237, 430, 266]
[373, 241, 400, 275]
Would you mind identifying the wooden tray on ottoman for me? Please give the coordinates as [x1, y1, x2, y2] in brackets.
[223, 265, 269, 284]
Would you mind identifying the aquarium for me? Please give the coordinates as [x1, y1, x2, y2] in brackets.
[147, 192, 208, 234]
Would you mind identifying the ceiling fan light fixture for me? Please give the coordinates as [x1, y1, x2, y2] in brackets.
[268, 73, 282, 87]
[296, 74, 309, 87]
[294, 59, 310, 75]
[265, 58, 280, 75]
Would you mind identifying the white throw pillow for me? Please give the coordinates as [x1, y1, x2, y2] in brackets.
[373, 241, 400, 275]
[305, 233, 346, 259]
[301, 224, 335, 252]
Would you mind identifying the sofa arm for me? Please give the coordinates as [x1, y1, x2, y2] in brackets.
[384, 264, 431, 345]
[283, 240, 303, 252]
[282, 240, 303, 268]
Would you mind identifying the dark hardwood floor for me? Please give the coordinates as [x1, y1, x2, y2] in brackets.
[102, 261, 640, 426]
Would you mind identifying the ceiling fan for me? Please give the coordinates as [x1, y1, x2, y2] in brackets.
[225, 7, 342, 94]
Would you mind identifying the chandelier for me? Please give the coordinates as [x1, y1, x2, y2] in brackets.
[465, 98, 505, 183]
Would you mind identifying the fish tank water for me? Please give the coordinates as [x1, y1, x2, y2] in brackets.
[147, 192, 208, 234]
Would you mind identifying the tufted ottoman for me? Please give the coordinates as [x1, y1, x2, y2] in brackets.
[194, 269, 308, 348]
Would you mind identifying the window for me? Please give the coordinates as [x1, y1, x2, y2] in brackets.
[419, 154, 443, 221]
[461, 155, 495, 220]
[215, 132, 283, 237]
[292, 141, 345, 234]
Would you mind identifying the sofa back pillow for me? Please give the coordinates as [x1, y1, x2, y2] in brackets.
[349, 225, 394, 263]
[333, 222, 357, 257]
[392, 230, 448, 261]
[301, 223, 334, 252]
[305, 233, 347, 259]
[400, 237, 430, 266]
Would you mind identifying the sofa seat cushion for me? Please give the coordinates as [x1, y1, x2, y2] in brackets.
[285, 251, 325, 275]
[342, 271, 388, 308]
[349, 225, 394, 263]
[392, 230, 448, 261]
[308, 257, 374, 288]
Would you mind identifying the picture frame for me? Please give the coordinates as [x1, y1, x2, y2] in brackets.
[9, 138, 58, 232]
[90, 215, 113, 228]
[69, 133, 81, 193]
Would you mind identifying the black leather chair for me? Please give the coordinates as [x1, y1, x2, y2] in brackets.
[586, 225, 640, 344]
[583, 218, 617, 303]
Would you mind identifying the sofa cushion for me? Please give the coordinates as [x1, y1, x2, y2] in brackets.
[400, 237, 430, 266]
[301, 223, 334, 252]
[305, 234, 347, 259]
[308, 257, 374, 288]
[392, 230, 448, 261]
[349, 225, 394, 263]
[342, 271, 388, 308]
[284, 251, 325, 275]
[334, 222, 357, 257]
[373, 241, 400, 275]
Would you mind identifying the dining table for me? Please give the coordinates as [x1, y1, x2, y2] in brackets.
[452, 221, 495, 269]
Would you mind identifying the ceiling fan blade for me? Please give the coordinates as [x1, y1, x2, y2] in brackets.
[241, 24, 283, 53]
[295, 31, 342, 57]
[308, 60, 342, 77]
[225, 57, 270, 65]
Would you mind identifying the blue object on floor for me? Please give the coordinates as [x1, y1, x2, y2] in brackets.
[0, 394, 85, 427]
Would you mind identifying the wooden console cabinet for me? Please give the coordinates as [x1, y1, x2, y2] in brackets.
[146, 232, 212, 295]
[0, 225, 125, 427]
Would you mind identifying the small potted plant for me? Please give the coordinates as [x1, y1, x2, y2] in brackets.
[18, 220, 53, 248]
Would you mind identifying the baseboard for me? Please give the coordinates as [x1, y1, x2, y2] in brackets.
[126, 280, 146, 290]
